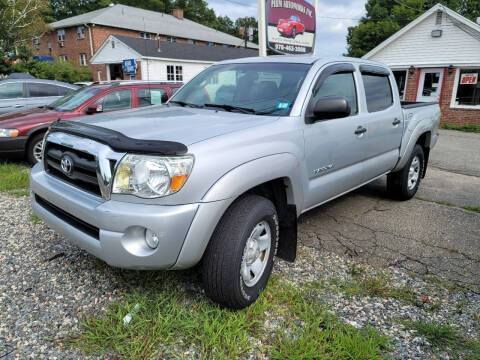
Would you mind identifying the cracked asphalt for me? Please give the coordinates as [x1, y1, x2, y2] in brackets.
[299, 129, 480, 292]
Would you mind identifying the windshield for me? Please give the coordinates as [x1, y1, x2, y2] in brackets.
[48, 87, 103, 112]
[169, 63, 311, 116]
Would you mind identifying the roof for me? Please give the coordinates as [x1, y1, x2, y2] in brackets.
[100, 35, 258, 62]
[6, 73, 36, 79]
[51, 4, 259, 49]
[0, 78, 78, 88]
[217, 55, 387, 66]
[363, 3, 480, 59]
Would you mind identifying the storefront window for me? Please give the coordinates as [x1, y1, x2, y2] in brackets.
[455, 69, 480, 106]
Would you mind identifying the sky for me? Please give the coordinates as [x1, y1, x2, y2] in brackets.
[207, 0, 367, 55]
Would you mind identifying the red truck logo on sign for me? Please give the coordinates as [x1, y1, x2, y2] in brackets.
[460, 73, 478, 85]
[267, 0, 316, 55]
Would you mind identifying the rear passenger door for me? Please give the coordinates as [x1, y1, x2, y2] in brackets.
[26, 82, 65, 109]
[303, 63, 370, 209]
[0, 82, 26, 114]
[359, 66, 403, 177]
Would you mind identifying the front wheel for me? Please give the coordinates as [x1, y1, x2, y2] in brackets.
[292, 27, 297, 38]
[387, 144, 425, 200]
[202, 195, 278, 309]
[26, 133, 46, 165]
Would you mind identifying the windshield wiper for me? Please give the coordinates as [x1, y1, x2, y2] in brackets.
[169, 100, 204, 108]
[204, 103, 257, 114]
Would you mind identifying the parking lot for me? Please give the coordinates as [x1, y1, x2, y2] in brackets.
[0, 129, 479, 359]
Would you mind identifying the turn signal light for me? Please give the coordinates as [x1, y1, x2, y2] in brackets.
[170, 175, 188, 191]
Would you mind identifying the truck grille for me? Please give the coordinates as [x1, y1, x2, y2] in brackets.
[44, 141, 101, 196]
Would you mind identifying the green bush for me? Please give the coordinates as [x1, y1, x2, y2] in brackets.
[11, 58, 93, 83]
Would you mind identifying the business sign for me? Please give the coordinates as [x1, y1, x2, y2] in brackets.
[122, 59, 137, 75]
[267, 0, 316, 55]
[460, 73, 478, 85]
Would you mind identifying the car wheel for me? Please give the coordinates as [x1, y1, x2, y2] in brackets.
[202, 195, 279, 309]
[26, 132, 46, 165]
[292, 27, 297, 38]
[387, 144, 424, 200]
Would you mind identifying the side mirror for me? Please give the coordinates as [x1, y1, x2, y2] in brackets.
[309, 96, 351, 122]
[161, 93, 169, 104]
[86, 104, 103, 114]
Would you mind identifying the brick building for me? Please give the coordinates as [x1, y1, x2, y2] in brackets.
[33, 4, 258, 82]
[363, 4, 480, 126]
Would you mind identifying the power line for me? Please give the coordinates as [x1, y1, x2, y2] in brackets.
[392, 0, 424, 12]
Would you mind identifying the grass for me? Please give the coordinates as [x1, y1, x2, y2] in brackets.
[337, 273, 417, 306]
[71, 273, 390, 360]
[400, 319, 480, 359]
[416, 197, 480, 214]
[0, 162, 30, 196]
[441, 123, 480, 133]
[30, 214, 41, 224]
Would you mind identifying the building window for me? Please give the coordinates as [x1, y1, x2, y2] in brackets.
[167, 65, 175, 81]
[393, 70, 407, 100]
[167, 36, 177, 43]
[57, 29, 66, 42]
[111, 40, 115, 49]
[77, 26, 86, 39]
[33, 37, 40, 46]
[59, 55, 68, 62]
[187, 39, 196, 45]
[140, 32, 150, 39]
[79, 53, 87, 66]
[175, 66, 183, 81]
[454, 69, 480, 107]
[207, 42, 214, 46]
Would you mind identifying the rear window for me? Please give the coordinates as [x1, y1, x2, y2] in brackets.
[137, 88, 168, 107]
[362, 74, 393, 112]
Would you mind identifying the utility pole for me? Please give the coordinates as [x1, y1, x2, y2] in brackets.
[258, 0, 267, 56]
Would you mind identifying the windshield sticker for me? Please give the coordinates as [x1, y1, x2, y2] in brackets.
[276, 102, 291, 110]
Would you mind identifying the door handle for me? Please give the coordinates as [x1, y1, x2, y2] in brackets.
[392, 118, 401, 126]
[354, 126, 367, 135]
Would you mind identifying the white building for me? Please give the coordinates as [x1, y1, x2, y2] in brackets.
[90, 35, 257, 83]
[363, 3, 480, 125]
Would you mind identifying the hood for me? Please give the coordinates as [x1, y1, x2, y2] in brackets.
[72, 105, 279, 146]
[0, 107, 61, 128]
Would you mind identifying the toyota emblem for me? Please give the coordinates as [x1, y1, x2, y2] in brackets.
[60, 155, 74, 176]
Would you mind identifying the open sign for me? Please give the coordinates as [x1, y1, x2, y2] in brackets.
[460, 73, 478, 85]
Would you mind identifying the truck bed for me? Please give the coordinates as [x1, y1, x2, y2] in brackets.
[401, 101, 438, 109]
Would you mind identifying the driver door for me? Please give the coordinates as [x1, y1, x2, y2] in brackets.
[303, 64, 370, 209]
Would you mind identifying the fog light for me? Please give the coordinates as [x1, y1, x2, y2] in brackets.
[145, 229, 159, 249]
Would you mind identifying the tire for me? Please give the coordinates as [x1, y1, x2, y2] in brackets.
[26, 132, 46, 165]
[387, 144, 424, 201]
[292, 27, 297, 38]
[202, 195, 279, 309]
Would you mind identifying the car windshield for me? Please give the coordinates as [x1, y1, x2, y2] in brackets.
[169, 63, 311, 116]
[48, 87, 103, 112]
[290, 15, 299, 21]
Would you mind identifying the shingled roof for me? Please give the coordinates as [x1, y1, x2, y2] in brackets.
[101, 35, 258, 62]
[51, 4, 258, 49]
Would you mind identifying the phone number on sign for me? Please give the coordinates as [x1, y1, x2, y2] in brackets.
[274, 43, 307, 53]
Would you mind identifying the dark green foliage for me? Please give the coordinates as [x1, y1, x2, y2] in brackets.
[347, 0, 480, 57]
[10, 58, 93, 83]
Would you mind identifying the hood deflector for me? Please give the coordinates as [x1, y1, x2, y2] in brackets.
[49, 120, 188, 156]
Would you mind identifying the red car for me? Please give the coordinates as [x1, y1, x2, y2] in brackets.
[277, 15, 305, 38]
[0, 81, 182, 164]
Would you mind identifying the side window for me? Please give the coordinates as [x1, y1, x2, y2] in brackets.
[362, 74, 393, 112]
[95, 90, 132, 111]
[137, 88, 167, 107]
[0, 82, 23, 99]
[27, 83, 61, 97]
[313, 72, 358, 115]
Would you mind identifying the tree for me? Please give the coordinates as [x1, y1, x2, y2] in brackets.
[346, 0, 480, 58]
[235, 17, 259, 46]
[0, 0, 50, 55]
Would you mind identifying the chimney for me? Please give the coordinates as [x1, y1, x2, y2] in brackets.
[173, 8, 184, 20]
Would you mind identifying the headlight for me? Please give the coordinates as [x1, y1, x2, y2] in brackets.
[0, 129, 19, 138]
[112, 154, 194, 198]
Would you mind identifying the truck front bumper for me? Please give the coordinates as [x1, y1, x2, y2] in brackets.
[30, 164, 228, 270]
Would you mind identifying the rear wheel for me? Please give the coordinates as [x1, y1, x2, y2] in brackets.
[26, 132, 45, 165]
[387, 144, 424, 200]
[202, 195, 278, 309]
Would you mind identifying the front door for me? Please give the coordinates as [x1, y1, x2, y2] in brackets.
[303, 65, 369, 209]
[417, 68, 444, 102]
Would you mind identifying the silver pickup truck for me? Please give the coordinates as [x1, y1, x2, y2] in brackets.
[31, 56, 440, 308]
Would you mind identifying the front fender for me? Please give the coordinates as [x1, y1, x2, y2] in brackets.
[202, 153, 304, 214]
